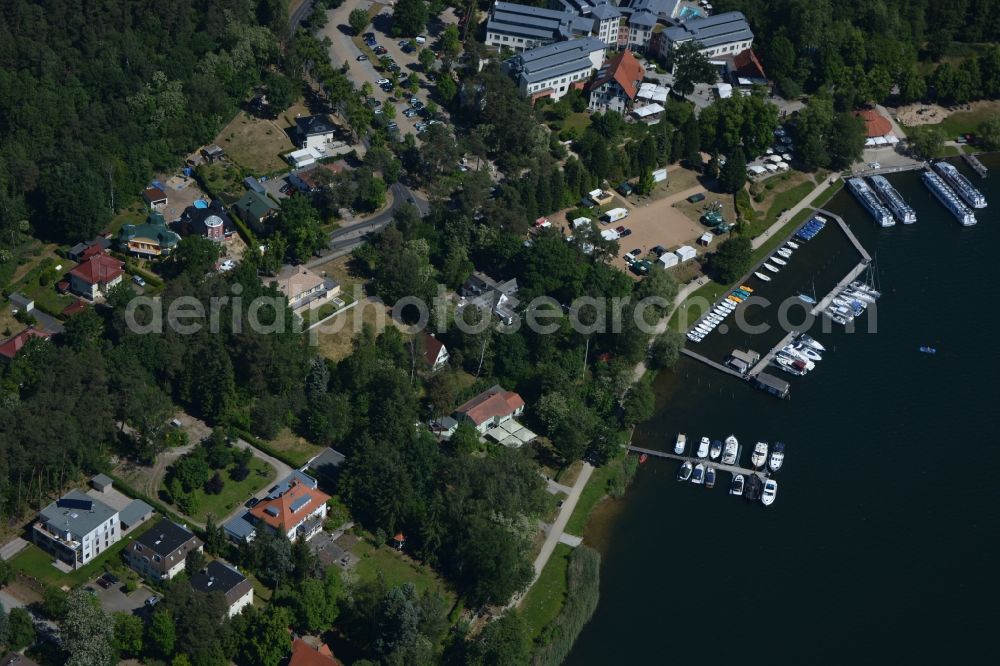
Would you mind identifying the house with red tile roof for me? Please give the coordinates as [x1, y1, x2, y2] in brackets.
[0, 326, 52, 361]
[588, 50, 646, 113]
[854, 108, 893, 138]
[68, 253, 124, 300]
[453, 385, 525, 434]
[423, 334, 449, 372]
[249, 478, 330, 542]
[289, 638, 342, 666]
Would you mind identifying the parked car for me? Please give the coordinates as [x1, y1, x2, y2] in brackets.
[244, 497, 260, 509]
[387, 122, 398, 131]
[398, 40, 409, 47]
[374, 46, 387, 55]
[356, 54, 368, 61]
[375, 77, 390, 85]
[415, 35, 426, 44]
[145, 596, 160, 607]
[629, 248, 642, 257]
[652, 245, 667, 256]
[131, 275, 146, 287]
[380, 82, 394, 92]
[615, 225, 626, 234]
[409, 96, 419, 106]
[363, 32, 375, 40]
[620, 229, 633, 237]
[403, 109, 418, 118]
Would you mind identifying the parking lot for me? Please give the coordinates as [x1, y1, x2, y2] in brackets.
[91, 574, 157, 615]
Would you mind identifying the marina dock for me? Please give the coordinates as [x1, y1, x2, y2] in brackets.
[963, 152, 988, 178]
[815, 208, 872, 262]
[626, 445, 768, 480]
[680, 348, 746, 379]
[747, 329, 796, 377]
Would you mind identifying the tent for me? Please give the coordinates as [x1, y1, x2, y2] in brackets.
[675, 245, 696, 262]
[659, 252, 678, 268]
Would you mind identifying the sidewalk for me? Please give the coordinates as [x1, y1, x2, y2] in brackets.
[751, 175, 840, 250]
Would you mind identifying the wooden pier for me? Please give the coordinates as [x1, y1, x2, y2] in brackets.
[747, 329, 796, 377]
[627, 445, 769, 480]
[680, 348, 747, 380]
[963, 152, 988, 178]
[815, 208, 872, 263]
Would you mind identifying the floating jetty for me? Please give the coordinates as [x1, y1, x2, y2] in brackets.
[922, 171, 976, 226]
[625, 445, 769, 481]
[962, 152, 988, 178]
[847, 177, 895, 227]
[934, 161, 987, 208]
[869, 175, 916, 224]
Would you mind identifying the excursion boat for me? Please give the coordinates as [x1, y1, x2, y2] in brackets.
[751, 442, 768, 469]
[722, 435, 739, 465]
[729, 474, 745, 496]
[847, 176, 895, 227]
[934, 161, 987, 208]
[797, 334, 825, 352]
[696, 437, 710, 458]
[922, 171, 976, 226]
[744, 474, 763, 501]
[769, 442, 785, 472]
[761, 479, 778, 506]
[678, 461, 693, 481]
[797, 293, 817, 305]
[870, 175, 917, 224]
[674, 433, 687, 455]
[763, 263, 780, 273]
[705, 466, 717, 489]
[754, 271, 772, 282]
[691, 463, 705, 485]
[709, 439, 722, 460]
[770, 256, 787, 266]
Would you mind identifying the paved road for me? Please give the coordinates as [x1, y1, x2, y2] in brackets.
[289, 0, 316, 33]
[751, 174, 839, 250]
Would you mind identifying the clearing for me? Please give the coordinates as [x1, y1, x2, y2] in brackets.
[265, 427, 325, 468]
[311, 296, 406, 362]
[160, 457, 275, 524]
[349, 535, 455, 603]
[894, 100, 1000, 136]
[214, 110, 296, 175]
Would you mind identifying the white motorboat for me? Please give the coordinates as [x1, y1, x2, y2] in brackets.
[709, 439, 722, 460]
[686, 333, 701, 343]
[696, 436, 710, 458]
[780, 345, 810, 363]
[774, 356, 807, 376]
[674, 433, 687, 455]
[777, 248, 792, 258]
[763, 263, 779, 273]
[795, 345, 822, 362]
[691, 463, 705, 485]
[729, 473, 745, 496]
[678, 461, 693, 481]
[786, 241, 800, 249]
[722, 435, 739, 465]
[751, 442, 768, 469]
[761, 478, 778, 506]
[705, 466, 717, 488]
[770, 256, 787, 266]
[797, 334, 825, 352]
[777, 353, 814, 372]
[754, 271, 772, 282]
[695, 325, 712, 335]
[720, 301, 736, 310]
[769, 442, 785, 472]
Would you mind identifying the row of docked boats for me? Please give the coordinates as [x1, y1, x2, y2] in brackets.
[795, 215, 826, 241]
[847, 177, 895, 227]
[754, 240, 799, 282]
[673, 433, 783, 506]
[772, 332, 825, 376]
[922, 170, 977, 226]
[674, 433, 740, 464]
[934, 161, 986, 209]
[824, 280, 880, 326]
[676, 462, 778, 506]
[686, 285, 755, 343]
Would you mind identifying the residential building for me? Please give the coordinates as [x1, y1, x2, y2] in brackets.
[0, 326, 52, 362]
[190, 560, 254, 618]
[248, 472, 330, 542]
[295, 115, 339, 151]
[423, 334, 449, 372]
[67, 252, 124, 300]
[504, 37, 607, 101]
[125, 518, 203, 582]
[726, 48, 768, 87]
[233, 190, 279, 231]
[453, 385, 526, 434]
[9, 292, 33, 313]
[201, 144, 225, 163]
[270, 265, 341, 315]
[289, 638, 342, 666]
[118, 212, 181, 258]
[656, 11, 753, 59]
[142, 186, 168, 208]
[459, 271, 520, 325]
[588, 49, 645, 113]
[288, 161, 347, 193]
[67, 237, 112, 262]
[33, 490, 120, 569]
[485, 2, 594, 53]
[178, 200, 235, 241]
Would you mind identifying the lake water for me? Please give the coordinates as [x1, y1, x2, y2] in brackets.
[567, 155, 1000, 664]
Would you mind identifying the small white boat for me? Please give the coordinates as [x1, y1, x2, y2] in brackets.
[751, 442, 768, 469]
[797, 334, 825, 352]
[696, 437, 710, 458]
[761, 478, 778, 506]
[686, 333, 701, 343]
[777, 248, 792, 258]
[674, 433, 687, 455]
[775, 356, 807, 376]
[722, 435, 739, 465]
[720, 301, 736, 310]
[777, 353, 814, 372]
[709, 439, 722, 460]
[729, 473, 745, 496]
[754, 271, 772, 282]
[678, 461, 693, 481]
[705, 466, 717, 488]
[786, 241, 800, 249]
[769, 442, 785, 472]
[695, 325, 712, 335]
[770, 256, 787, 266]
[691, 463, 705, 485]
[763, 263, 780, 273]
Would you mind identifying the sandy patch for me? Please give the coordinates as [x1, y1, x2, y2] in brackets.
[893, 100, 1000, 127]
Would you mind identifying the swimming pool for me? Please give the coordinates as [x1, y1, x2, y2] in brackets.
[678, 6, 702, 19]
[193, 200, 208, 209]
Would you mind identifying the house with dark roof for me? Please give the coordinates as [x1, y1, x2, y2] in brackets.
[0, 326, 52, 362]
[589, 49, 645, 113]
[33, 490, 121, 569]
[423, 334, 449, 372]
[68, 237, 112, 262]
[190, 560, 254, 618]
[655, 11, 753, 59]
[142, 187, 168, 208]
[295, 115, 339, 151]
[126, 518, 203, 582]
[233, 190, 279, 231]
[118, 212, 181, 258]
[177, 200, 235, 241]
[459, 272, 520, 324]
[453, 385, 526, 434]
[68, 253, 124, 300]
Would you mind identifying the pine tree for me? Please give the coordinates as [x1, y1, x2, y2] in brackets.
[719, 148, 747, 193]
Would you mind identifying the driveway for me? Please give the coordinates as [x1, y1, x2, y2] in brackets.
[93, 580, 155, 615]
[0, 536, 29, 561]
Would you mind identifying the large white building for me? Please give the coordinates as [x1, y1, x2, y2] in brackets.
[504, 37, 607, 101]
[33, 491, 121, 569]
[656, 11, 754, 59]
[485, 0, 622, 53]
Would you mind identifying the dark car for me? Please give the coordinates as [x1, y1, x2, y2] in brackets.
[620, 229, 633, 237]
[380, 83, 393, 92]
[244, 497, 260, 509]
[615, 225, 626, 233]
[363, 32, 375, 40]
[279, 183, 293, 195]
[630, 248, 642, 256]
[96, 577, 112, 589]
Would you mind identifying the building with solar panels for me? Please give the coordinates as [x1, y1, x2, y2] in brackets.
[246, 470, 331, 543]
[33, 490, 121, 569]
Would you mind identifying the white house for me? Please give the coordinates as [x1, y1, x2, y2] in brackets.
[271, 265, 341, 315]
[423, 335, 450, 372]
[67, 253, 124, 301]
[453, 385, 526, 434]
[33, 491, 121, 569]
[249, 473, 330, 543]
[504, 37, 606, 101]
[295, 115, 339, 151]
[190, 561, 254, 618]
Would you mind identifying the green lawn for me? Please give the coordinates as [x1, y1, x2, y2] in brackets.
[564, 464, 618, 536]
[165, 457, 275, 523]
[264, 428, 325, 468]
[935, 105, 999, 138]
[350, 537, 455, 603]
[520, 543, 572, 640]
[10, 519, 157, 589]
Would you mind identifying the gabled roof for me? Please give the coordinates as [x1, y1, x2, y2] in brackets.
[295, 115, 337, 137]
[662, 11, 753, 49]
[854, 109, 892, 138]
[249, 480, 330, 531]
[234, 190, 279, 220]
[0, 326, 52, 360]
[590, 49, 645, 100]
[733, 48, 766, 80]
[142, 187, 167, 203]
[134, 518, 200, 557]
[423, 335, 446, 366]
[290, 639, 342, 666]
[68, 253, 124, 286]
[453, 385, 525, 426]
[190, 560, 251, 603]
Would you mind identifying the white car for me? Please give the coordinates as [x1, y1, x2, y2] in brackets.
[375, 78, 390, 85]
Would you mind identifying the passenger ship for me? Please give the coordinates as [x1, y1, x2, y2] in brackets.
[934, 161, 987, 209]
[847, 177, 894, 227]
[922, 171, 976, 226]
[869, 175, 916, 224]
